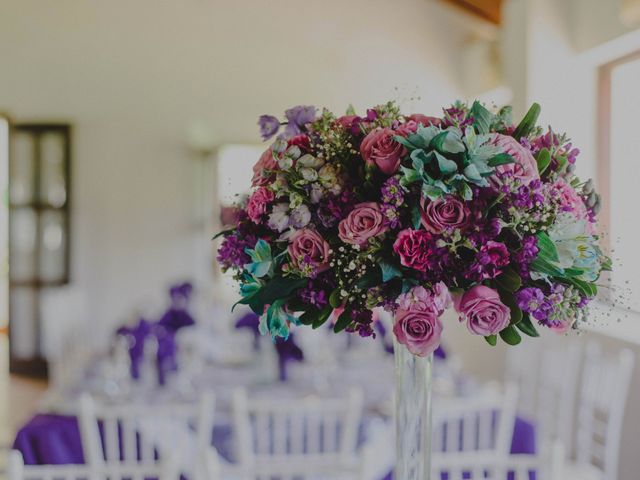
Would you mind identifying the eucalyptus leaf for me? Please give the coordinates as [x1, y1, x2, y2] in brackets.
[380, 260, 402, 282]
[469, 101, 495, 134]
[411, 206, 422, 230]
[434, 151, 458, 175]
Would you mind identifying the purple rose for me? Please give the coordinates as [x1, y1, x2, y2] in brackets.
[490, 134, 539, 187]
[454, 285, 511, 336]
[338, 202, 388, 246]
[258, 115, 280, 141]
[360, 128, 406, 175]
[421, 196, 471, 234]
[393, 308, 443, 357]
[287, 228, 331, 275]
[393, 229, 432, 271]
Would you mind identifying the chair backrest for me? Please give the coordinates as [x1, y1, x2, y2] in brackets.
[231, 388, 363, 469]
[575, 343, 634, 480]
[432, 384, 518, 456]
[78, 391, 214, 467]
[431, 449, 561, 480]
[7, 450, 178, 480]
[536, 338, 582, 452]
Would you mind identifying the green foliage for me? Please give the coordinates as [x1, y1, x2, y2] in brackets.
[485, 334, 498, 346]
[499, 325, 522, 345]
[515, 314, 539, 337]
[494, 267, 522, 293]
[512, 103, 541, 140]
[380, 260, 402, 282]
[536, 148, 552, 175]
[333, 308, 352, 333]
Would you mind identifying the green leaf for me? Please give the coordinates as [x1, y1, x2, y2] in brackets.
[380, 260, 402, 282]
[515, 314, 540, 337]
[329, 288, 343, 308]
[212, 228, 234, 240]
[459, 182, 473, 201]
[530, 258, 565, 277]
[400, 166, 421, 185]
[512, 103, 541, 140]
[393, 135, 418, 150]
[401, 278, 420, 293]
[333, 309, 352, 333]
[499, 326, 522, 345]
[411, 206, 422, 230]
[536, 232, 559, 262]
[434, 151, 458, 174]
[244, 276, 307, 314]
[345, 104, 356, 116]
[484, 334, 498, 346]
[411, 149, 429, 172]
[432, 130, 465, 154]
[498, 290, 523, 325]
[494, 267, 522, 293]
[536, 148, 552, 175]
[488, 153, 515, 167]
[469, 101, 495, 134]
[567, 278, 597, 297]
[355, 269, 382, 290]
[300, 304, 333, 329]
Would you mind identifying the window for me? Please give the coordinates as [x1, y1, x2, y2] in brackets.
[599, 51, 640, 314]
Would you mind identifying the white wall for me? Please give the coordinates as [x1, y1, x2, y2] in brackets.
[0, 0, 477, 351]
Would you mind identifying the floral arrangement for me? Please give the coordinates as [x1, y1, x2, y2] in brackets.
[217, 101, 610, 356]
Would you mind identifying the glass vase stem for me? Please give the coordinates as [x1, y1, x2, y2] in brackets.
[394, 337, 433, 480]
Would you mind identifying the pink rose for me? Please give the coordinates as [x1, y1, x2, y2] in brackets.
[421, 196, 471, 234]
[454, 285, 511, 336]
[406, 114, 441, 127]
[393, 229, 432, 271]
[360, 128, 406, 175]
[251, 148, 278, 187]
[338, 202, 388, 246]
[553, 179, 595, 234]
[246, 187, 275, 224]
[287, 228, 331, 275]
[490, 134, 539, 186]
[393, 309, 443, 357]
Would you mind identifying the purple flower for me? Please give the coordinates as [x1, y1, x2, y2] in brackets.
[284, 105, 316, 137]
[515, 235, 539, 277]
[381, 176, 404, 207]
[217, 233, 256, 270]
[516, 287, 552, 321]
[466, 241, 510, 280]
[258, 115, 280, 141]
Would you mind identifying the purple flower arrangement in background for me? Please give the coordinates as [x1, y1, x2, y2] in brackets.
[218, 100, 610, 356]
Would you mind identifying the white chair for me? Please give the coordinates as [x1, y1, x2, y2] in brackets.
[7, 449, 178, 480]
[431, 443, 564, 480]
[78, 391, 214, 477]
[432, 384, 518, 456]
[230, 388, 365, 479]
[561, 343, 635, 480]
[535, 338, 582, 453]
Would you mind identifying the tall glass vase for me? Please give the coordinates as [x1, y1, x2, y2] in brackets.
[394, 337, 433, 480]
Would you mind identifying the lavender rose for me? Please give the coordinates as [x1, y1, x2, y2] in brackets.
[393, 229, 432, 271]
[421, 196, 471, 234]
[455, 285, 511, 336]
[246, 187, 275, 224]
[490, 134, 539, 186]
[288, 228, 331, 275]
[393, 309, 443, 357]
[338, 202, 388, 246]
[360, 128, 406, 175]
